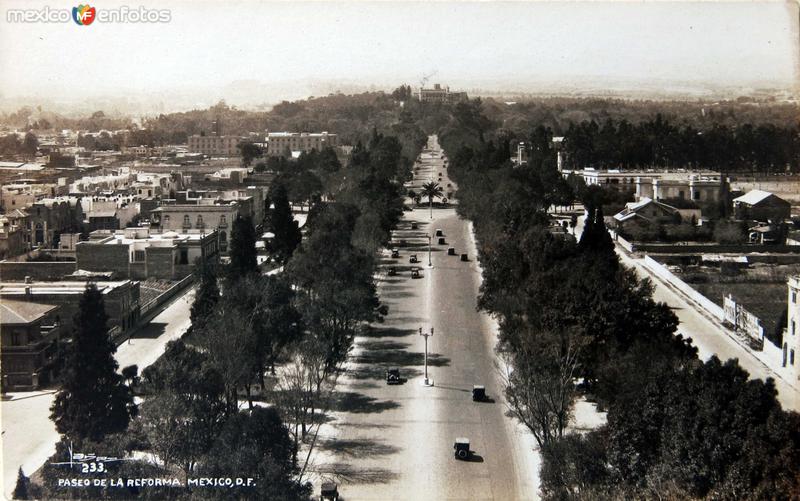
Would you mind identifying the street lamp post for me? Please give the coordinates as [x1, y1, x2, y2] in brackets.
[419, 326, 434, 386]
[426, 234, 432, 267]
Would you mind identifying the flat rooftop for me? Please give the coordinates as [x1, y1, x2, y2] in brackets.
[0, 281, 132, 295]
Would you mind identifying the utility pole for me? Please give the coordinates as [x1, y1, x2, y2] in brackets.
[419, 326, 434, 386]
[426, 234, 432, 267]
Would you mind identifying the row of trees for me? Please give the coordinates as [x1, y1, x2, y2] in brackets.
[561, 116, 800, 172]
[439, 99, 800, 499]
[32, 125, 418, 499]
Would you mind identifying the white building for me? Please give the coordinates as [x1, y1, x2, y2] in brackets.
[786, 276, 800, 381]
[188, 135, 242, 157]
[265, 132, 338, 157]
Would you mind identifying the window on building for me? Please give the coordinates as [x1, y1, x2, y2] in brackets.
[792, 349, 796, 366]
[793, 291, 797, 304]
[693, 191, 700, 200]
[11, 333, 21, 346]
[163, 215, 170, 225]
[183, 215, 190, 226]
[197, 215, 204, 227]
[793, 320, 796, 336]
[678, 190, 685, 199]
[133, 250, 145, 262]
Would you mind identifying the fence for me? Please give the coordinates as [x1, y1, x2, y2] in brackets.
[139, 273, 195, 317]
[642, 255, 725, 321]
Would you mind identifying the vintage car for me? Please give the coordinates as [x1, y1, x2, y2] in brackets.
[448, 247, 456, 256]
[411, 267, 421, 279]
[411, 221, 419, 230]
[438, 237, 446, 245]
[454, 438, 471, 460]
[472, 385, 486, 402]
[391, 248, 400, 258]
[435, 229, 444, 237]
[320, 482, 339, 501]
[409, 254, 419, 263]
[387, 267, 397, 276]
[386, 368, 401, 384]
[460, 253, 469, 262]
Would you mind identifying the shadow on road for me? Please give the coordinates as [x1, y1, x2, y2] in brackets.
[353, 349, 450, 368]
[347, 365, 423, 381]
[319, 437, 401, 458]
[361, 326, 416, 338]
[331, 391, 400, 414]
[463, 453, 485, 463]
[129, 322, 167, 339]
[314, 463, 399, 485]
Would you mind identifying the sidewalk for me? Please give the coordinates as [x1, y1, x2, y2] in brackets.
[0, 287, 196, 499]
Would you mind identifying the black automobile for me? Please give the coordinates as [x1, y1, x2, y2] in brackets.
[320, 482, 339, 501]
[409, 254, 419, 263]
[460, 253, 469, 262]
[391, 248, 400, 258]
[387, 267, 397, 276]
[472, 385, 486, 402]
[386, 368, 401, 384]
[448, 247, 456, 256]
[454, 438, 471, 460]
[411, 267, 421, 279]
[411, 221, 419, 230]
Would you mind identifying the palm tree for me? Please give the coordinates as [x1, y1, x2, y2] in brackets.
[420, 181, 444, 219]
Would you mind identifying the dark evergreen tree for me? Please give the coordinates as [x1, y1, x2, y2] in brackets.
[12, 467, 29, 500]
[228, 215, 258, 279]
[190, 260, 219, 327]
[50, 283, 135, 442]
[268, 183, 302, 264]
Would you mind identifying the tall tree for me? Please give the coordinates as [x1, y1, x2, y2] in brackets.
[139, 340, 227, 482]
[12, 467, 29, 500]
[420, 181, 444, 219]
[228, 215, 258, 280]
[268, 183, 302, 264]
[190, 259, 219, 328]
[50, 283, 136, 442]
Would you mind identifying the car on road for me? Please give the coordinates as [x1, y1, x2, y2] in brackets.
[411, 267, 421, 279]
[409, 254, 418, 263]
[391, 248, 400, 258]
[454, 438, 471, 460]
[411, 221, 418, 229]
[438, 237, 446, 245]
[387, 267, 397, 276]
[320, 482, 339, 501]
[448, 247, 456, 256]
[386, 368, 401, 384]
[472, 385, 486, 402]
[460, 253, 469, 262]
[435, 229, 444, 237]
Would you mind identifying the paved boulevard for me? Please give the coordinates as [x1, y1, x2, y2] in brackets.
[310, 135, 541, 500]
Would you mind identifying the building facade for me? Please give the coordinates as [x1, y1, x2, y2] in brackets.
[152, 203, 240, 252]
[75, 228, 219, 280]
[265, 132, 339, 157]
[188, 135, 242, 156]
[0, 299, 62, 390]
[0, 280, 140, 340]
[418, 84, 468, 104]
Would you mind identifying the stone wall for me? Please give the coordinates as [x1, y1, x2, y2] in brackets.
[0, 261, 77, 281]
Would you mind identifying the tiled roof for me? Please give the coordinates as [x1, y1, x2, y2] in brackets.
[0, 299, 58, 325]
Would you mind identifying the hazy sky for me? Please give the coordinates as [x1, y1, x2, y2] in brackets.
[0, 0, 798, 102]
